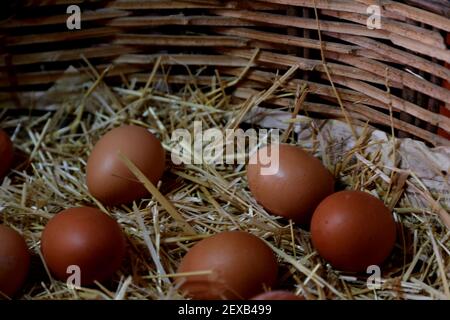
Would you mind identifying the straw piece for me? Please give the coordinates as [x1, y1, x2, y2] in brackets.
[263, 240, 346, 299]
[117, 152, 197, 236]
[133, 204, 170, 285]
[427, 229, 450, 298]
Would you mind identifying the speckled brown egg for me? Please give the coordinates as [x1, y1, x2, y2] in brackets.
[311, 191, 397, 272]
[0, 129, 14, 179]
[41, 207, 126, 285]
[0, 225, 30, 297]
[86, 125, 165, 206]
[177, 231, 278, 300]
[247, 144, 334, 225]
[251, 290, 304, 300]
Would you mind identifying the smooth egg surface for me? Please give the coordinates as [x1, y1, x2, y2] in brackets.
[41, 207, 126, 285]
[177, 231, 278, 300]
[86, 125, 165, 206]
[311, 190, 397, 272]
[247, 144, 334, 225]
[0, 225, 30, 297]
[0, 129, 14, 179]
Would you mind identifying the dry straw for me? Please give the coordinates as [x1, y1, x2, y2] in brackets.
[0, 55, 448, 300]
[0, 0, 449, 300]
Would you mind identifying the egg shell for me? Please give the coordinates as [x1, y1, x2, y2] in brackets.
[86, 125, 165, 206]
[0, 129, 14, 179]
[247, 144, 334, 225]
[311, 190, 397, 272]
[251, 290, 304, 300]
[41, 207, 126, 285]
[0, 225, 30, 297]
[177, 231, 278, 300]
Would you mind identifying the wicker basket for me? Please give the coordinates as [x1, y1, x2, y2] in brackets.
[1, 0, 449, 146]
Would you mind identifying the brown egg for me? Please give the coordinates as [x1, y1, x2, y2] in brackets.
[311, 191, 396, 272]
[41, 207, 126, 285]
[177, 231, 278, 300]
[0, 225, 30, 297]
[0, 129, 14, 179]
[251, 290, 304, 300]
[247, 144, 334, 225]
[86, 125, 165, 206]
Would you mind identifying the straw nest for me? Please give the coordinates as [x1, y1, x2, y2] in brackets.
[0, 57, 449, 300]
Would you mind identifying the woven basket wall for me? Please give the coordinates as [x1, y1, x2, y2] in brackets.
[1, 0, 449, 146]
